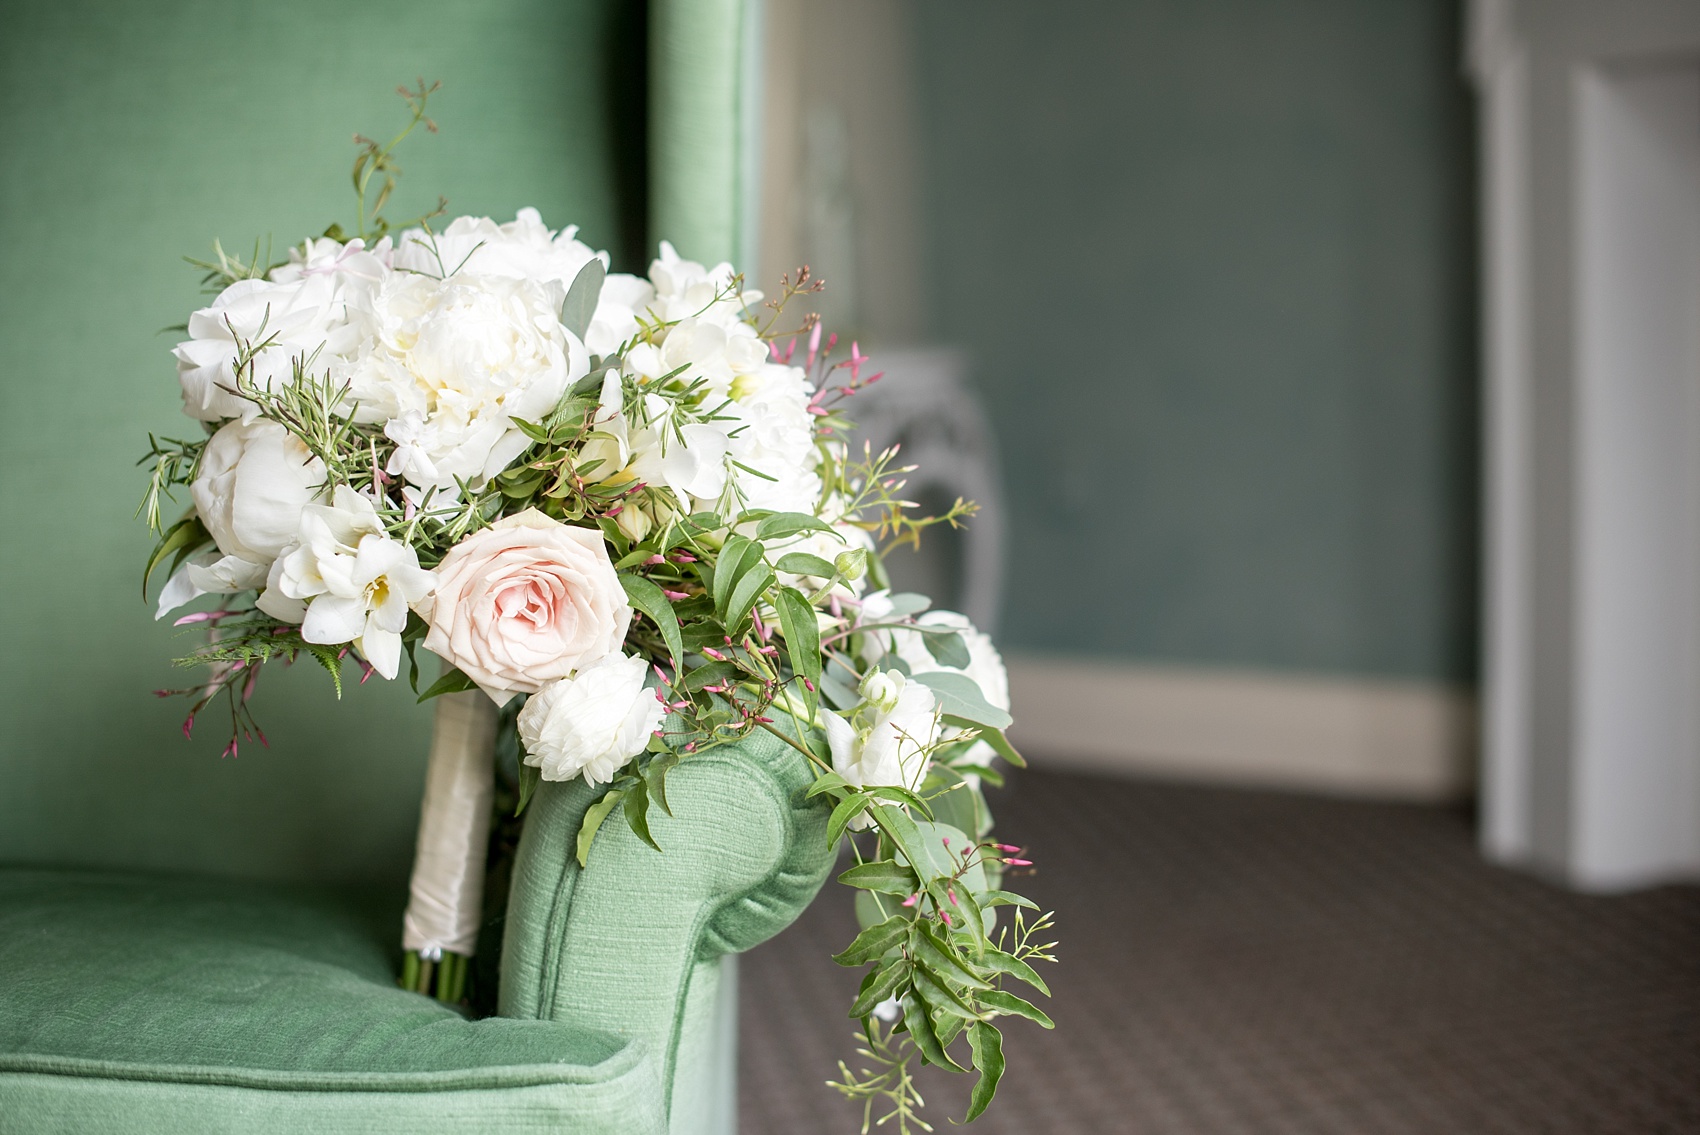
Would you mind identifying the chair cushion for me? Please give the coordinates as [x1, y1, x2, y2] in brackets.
[0, 869, 664, 1133]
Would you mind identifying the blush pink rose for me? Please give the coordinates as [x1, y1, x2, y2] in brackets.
[424, 509, 632, 698]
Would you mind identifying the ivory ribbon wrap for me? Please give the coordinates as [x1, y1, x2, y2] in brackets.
[402, 691, 500, 958]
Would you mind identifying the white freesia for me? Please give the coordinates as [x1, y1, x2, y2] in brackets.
[822, 668, 940, 796]
[516, 653, 666, 785]
[341, 271, 586, 492]
[257, 485, 437, 679]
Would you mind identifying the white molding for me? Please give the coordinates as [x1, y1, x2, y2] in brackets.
[1005, 656, 1475, 801]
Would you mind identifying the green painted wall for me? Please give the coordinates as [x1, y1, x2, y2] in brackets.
[914, 0, 1476, 682]
[0, 0, 642, 883]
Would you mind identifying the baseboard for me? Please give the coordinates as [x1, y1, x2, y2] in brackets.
[1003, 655, 1477, 800]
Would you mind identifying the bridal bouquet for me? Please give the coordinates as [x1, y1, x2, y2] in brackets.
[140, 84, 1054, 1131]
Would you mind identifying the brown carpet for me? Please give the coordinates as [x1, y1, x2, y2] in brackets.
[738, 768, 1700, 1134]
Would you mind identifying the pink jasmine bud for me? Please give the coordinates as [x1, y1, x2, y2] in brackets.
[807, 321, 822, 368]
[996, 843, 1021, 854]
[645, 554, 665, 565]
[181, 716, 195, 740]
[1003, 858, 1033, 867]
[941, 837, 951, 848]
[662, 589, 689, 600]
[940, 911, 953, 927]
[948, 889, 960, 907]
[606, 504, 623, 517]
[901, 893, 920, 908]
[652, 729, 665, 738]
[702, 647, 726, 661]
[803, 678, 815, 692]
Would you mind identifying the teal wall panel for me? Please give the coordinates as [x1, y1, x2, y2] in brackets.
[915, 0, 1476, 682]
[0, 0, 639, 882]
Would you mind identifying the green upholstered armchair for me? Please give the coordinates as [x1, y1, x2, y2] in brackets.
[0, 1, 821, 1131]
[0, 729, 832, 1133]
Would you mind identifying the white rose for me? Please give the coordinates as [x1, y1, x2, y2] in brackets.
[822, 669, 940, 794]
[256, 486, 437, 680]
[517, 652, 666, 785]
[342, 271, 586, 491]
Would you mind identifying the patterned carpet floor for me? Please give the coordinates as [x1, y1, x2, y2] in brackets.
[738, 768, 1700, 1134]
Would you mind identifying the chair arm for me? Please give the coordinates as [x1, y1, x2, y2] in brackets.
[497, 725, 833, 1119]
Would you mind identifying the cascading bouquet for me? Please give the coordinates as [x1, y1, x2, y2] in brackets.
[139, 83, 1055, 1131]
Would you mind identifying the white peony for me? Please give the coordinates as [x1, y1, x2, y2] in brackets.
[173, 237, 387, 423]
[392, 209, 652, 357]
[822, 668, 941, 794]
[180, 418, 326, 595]
[341, 271, 586, 492]
[174, 276, 339, 422]
[517, 652, 666, 785]
[256, 486, 436, 680]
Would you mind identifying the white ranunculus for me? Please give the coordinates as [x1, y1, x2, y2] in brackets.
[189, 418, 327, 577]
[822, 669, 940, 794]
[341, 271, 586, 492]
[392, 209, 653, 357]
[517, 653, 666, 785]
[256, 486, 436, 680]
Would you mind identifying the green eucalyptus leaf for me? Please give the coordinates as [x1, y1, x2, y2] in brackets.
[921, 629, 971, 669]
[914, 671, 1012, 729]
[880, 592, 932, 618]
[560, 257, 606, 342]
[982, 727, 1027, 769]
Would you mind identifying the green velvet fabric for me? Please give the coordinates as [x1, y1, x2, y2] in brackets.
[0, 728, 832, 1132]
